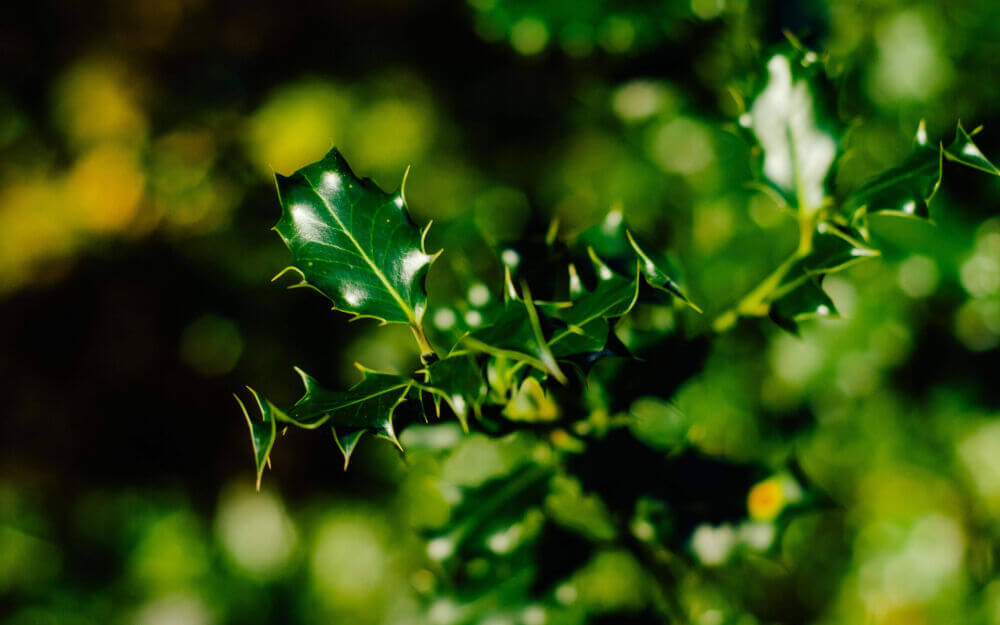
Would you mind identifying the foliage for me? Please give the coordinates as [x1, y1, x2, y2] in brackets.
[238, 39, 1000, 623]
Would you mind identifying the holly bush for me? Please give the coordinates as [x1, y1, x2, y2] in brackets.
[237, 38, 1000, 625]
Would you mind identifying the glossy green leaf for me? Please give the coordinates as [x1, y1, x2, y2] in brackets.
[272, 148, 438, 342]
[627, 231, 700, 310]
[793, 223, 880, 275]
[548, 253, 639, 360]
[241, 366, 413, 475]
[287, 366, 413, 469]
[943, 122, 1000, 175]
[576, 208, 698, 310]
[463, 286, 567, 383]
[418, 353, 488, 431]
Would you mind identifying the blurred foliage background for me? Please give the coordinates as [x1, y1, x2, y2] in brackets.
[4, 0, 1000, 623]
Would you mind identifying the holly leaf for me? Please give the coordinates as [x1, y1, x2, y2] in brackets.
[549, 252, 639, 360]
[239, 365, 414, 476]
[272, 148, 439, 344]
[576, 208, 699, 311]
[463, 284, 567, 383]
[418, 353, 488, 432]
[288, 366, 413, 469]
[847, 121, 1000, 222]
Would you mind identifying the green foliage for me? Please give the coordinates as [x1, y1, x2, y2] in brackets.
[238, 37, 1000, 625]
[716, 46, 1000, 331]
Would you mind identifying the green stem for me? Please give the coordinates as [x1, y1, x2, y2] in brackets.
[410, 322, 438, 365]
[712, 209, 818, 332]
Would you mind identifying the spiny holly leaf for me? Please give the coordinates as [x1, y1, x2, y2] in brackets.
[743, 51, 838, 213]
[847, 121, 1000, 222]
[548, 252, 639, 360]
[239, 366, 414, 476]
[768, 275, 838, 335]
[234, 388, 280, 491]
[626, 231, 700, 311]
[418, 353, 488, 432]
[288, 366, 413, 469]
[464, 283, 567, 384]
[272, 148, 439, 347]
[576, 208, 699, 310]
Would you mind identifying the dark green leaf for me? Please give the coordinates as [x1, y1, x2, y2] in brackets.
[241, 366, 414, 475]
[549, 253, 639, 360]
[272, 148, 439, 332]
[287, 366, 413, 468]
[576, 209, 698, 310]
[793, 223, 879, 275]
[463, 286, 567, 383]
[418, 353, 488, 431]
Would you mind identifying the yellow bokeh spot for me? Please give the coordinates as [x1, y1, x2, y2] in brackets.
[0, 178, 77, 290]
[53, 58, 148, 148]
[67, 145, 146, 232]
[248, 80, 348, 176]
[747, 478, 785, 521]
[354, 98, 433, 171]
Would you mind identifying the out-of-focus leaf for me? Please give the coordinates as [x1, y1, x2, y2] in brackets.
[504, 377, 560, 422]
[545, 474, 617, 541]
[746, 52, 837, 213]
[847, 122, 1000, 221]
[628, 397, 688, 453]
[272, 148, 438, 351]
[428, 462, 553, 565]
[768, 276, 838, 335]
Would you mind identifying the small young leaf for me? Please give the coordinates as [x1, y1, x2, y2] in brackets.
[272, 148, 438, 331]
